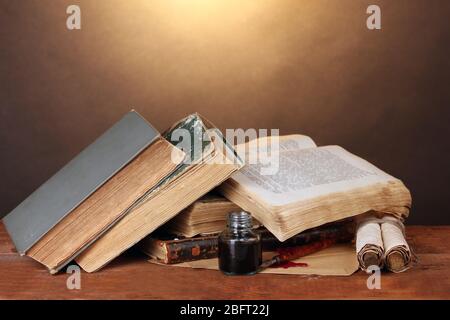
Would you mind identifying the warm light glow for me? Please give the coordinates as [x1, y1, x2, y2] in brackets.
[75, 0, 330, 113]
[140, 0, 274, 36]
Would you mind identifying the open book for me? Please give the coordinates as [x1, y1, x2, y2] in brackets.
[219, 135, 412, 242]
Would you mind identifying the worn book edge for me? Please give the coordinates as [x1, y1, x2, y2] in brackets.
[3, 110, 160, 254]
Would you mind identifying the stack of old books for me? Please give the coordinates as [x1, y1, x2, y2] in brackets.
[141, 134, 412, 274]
[2, 111, 412, 275]
[3, 111, 243, 273]
[140, 194, 355, 265]
[161, 192, 244, 238]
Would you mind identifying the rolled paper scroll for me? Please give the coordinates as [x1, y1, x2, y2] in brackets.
[356, 217, 384, 270]
[381, 219, 411, 273]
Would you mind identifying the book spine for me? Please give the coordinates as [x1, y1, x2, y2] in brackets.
[165, 237, 219, 264]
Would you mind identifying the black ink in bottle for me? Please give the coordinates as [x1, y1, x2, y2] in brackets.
[218, 211, 262, 275]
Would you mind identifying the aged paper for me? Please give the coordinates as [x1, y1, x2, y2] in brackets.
[356, 214, 411, 272]
[236, 134, 317, 155]
[356, 217, 384, 270]
[149, 244, 359, 276]
[231, 145, 398, 206]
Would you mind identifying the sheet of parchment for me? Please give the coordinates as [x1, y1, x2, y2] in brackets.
[148, 244, 358, 276]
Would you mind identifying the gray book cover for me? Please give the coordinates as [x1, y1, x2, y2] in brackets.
[3, 110, 159, 254]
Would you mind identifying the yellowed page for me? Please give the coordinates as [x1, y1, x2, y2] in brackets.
[230, 145, 402, 207]
[235, 134, 316, 156]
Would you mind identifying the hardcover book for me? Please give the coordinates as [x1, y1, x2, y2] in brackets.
[3, 111, 243, 274]
[3, 111, 168, 273]
[74, 113, 243, 272]
[162, 193, 243, 237]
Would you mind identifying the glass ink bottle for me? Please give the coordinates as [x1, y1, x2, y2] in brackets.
[218, 211, 262, 275]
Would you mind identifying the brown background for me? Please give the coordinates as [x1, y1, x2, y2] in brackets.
[0, 1, 449, 224]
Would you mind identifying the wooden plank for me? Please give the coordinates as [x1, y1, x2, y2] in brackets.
[0, 222, 449, 299]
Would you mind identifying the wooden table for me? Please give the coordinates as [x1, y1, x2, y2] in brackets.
[0, 223, 449, 299]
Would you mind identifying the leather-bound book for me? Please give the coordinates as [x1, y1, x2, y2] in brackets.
[140, 234, 220, 264]
[141, 220, 354, 264]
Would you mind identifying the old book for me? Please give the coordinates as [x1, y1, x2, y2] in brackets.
[141, 234, 219, 264]
[219, 134, 412, 242]
[162, 193, 243, 237]
[258, 219, 354, 251]
[75, 114, 243, 272]
[3, 111, 175, 273]
[141, 221, 354, 264]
